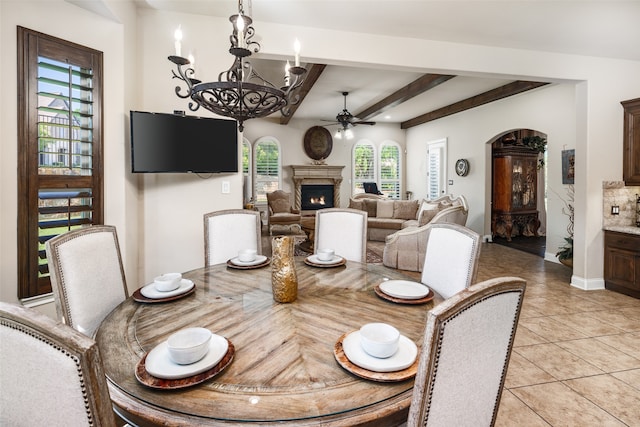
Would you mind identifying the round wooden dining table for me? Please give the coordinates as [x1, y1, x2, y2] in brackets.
[96, 258, 441, 426]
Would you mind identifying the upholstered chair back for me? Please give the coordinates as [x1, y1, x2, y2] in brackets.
[314, 208, 368, 263]
[204, 209, 262, 266]
[0, 301, 116, 426]
[46, 225, 128, 337]
[407, 277, 526, 427]
[420, 223, 481, 299]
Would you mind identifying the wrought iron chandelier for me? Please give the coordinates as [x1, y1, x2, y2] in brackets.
[168, 0, 307, 131]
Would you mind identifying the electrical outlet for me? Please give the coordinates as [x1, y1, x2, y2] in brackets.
[448, 180, 454, 185]
[222, 181, 230, 194]
[611, 205, 620, 215]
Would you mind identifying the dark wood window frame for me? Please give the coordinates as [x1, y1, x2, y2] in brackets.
[17, 27, 104, 298]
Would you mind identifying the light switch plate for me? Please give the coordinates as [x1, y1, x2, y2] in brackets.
[222, 181, 230, 194]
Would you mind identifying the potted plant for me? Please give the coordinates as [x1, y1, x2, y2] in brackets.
[555, 185, 574, 267]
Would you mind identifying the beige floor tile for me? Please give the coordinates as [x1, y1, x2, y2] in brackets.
[518, 316, 588, 342]
[513, 325, 548, 347]
[611, 369, 640, 391]
[505, 352, 556, 388]
[597, 332, 640, 356]
[511, 382, 626, 426]
[523, 297, 577, 316]
[495, 389, 551, 427]
[564, 374, 640, 426]
[515, 343, 604, 380]
[549, 312, 625, 337]
[588, 310, 640, 332]
[556, 338, 640, 372]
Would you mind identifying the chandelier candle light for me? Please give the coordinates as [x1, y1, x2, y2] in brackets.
[168, 0, 307, 131]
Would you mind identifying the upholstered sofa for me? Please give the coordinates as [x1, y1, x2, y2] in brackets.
[381, 194, 469, 272]
[348, 193, 468, 242]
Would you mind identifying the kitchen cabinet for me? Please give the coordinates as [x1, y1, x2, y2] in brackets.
[604, 231, 640, 298]
[622, 97, 640, 185]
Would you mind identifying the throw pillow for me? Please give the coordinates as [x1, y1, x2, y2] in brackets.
[417, 199, 440, 221]
[393, 200, 419, 220]
[419, 208, 440, 226]
[362, 199, 378, 217]
[348, 198, 365, 211]
[377, 200, 395, 218]
[270, 199, 290, 214]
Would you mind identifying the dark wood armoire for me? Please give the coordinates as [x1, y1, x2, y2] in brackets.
[492, 145, 541, 241]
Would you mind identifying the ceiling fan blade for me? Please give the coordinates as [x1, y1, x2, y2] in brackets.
[353, 121, 376, 126]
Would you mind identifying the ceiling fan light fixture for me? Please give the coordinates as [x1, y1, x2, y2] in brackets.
[334, 129, 342, 139]
[345, 129, 354, 140]
[167, 0, 307, 131]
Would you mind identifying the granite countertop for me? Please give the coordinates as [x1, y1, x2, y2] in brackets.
[604, 225, 640, 236]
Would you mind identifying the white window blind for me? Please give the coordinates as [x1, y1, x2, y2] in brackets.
[353, 142, 376, 194]
[254, 138, 280, 204]
[427, 139, 447, 199]
[380, 143, 401, 199]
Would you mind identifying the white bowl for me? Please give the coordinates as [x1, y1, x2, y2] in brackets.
[154, 273, 182, 292]
[238, 249, 257, 263]
[359, 323, 400, 359]
[317, 248, 335, 261]
[167, 327, 212, 365]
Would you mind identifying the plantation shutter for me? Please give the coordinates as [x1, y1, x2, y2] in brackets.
[353, 142, 376, 194]
[254, 139, 280, 204]
[380, 144, 401, 199]
[18, 27, 103, 298]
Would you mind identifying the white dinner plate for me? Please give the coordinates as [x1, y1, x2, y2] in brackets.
[140, 279, 195, 299]
[342, 331, 417, 373]
[379, 280, 430, 300]
[307, 254, 343, 265]
[229, 255, 268, 266]
[145, 333, 229, 380]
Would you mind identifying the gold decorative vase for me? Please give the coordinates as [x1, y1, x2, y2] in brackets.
[271, 236, 298, 303]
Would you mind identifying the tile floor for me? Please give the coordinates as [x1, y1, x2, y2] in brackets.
[371, 240, 640, 426]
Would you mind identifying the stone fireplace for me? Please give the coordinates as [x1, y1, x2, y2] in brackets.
[290, 165, 344, 213]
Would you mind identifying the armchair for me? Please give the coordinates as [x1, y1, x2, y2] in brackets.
[267, 190, 302, 235]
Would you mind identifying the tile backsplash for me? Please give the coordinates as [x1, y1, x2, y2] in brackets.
[603, 181, 640, 227]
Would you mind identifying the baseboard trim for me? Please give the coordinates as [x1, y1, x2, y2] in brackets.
[570, 275, 605, 291]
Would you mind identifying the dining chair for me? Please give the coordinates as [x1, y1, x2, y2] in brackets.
[420, 223, 481, 300]
[204, 209, 263, 266]
[0, 301, 117, 426]
[314, 208, 368, 263]
[407, 277, 526, 427]
[46, 225, 128, 337]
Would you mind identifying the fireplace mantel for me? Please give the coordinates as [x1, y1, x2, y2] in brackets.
[290, 165, 345, 211]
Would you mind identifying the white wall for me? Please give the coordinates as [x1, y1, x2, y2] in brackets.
[406, 83, 577, 263]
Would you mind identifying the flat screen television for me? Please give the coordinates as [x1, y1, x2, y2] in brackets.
[130, 111, 238, 173]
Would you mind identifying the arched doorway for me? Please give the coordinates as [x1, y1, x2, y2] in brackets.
[489, 129, 547, 257]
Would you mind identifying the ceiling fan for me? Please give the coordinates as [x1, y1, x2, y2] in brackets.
[324, 92, 376, 136]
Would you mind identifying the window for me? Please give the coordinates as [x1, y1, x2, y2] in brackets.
[17, 27, 103, 298]
[427, 138, 447, 200]
[254, 137, 281, 204]
[379, 142, 401, 199]
[352, 140, 376, 194]
[242, 137, 252, 204]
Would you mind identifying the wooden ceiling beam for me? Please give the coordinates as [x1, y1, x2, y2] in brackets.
[355, 74, 455, 121]
[280, 63, 326, 125]
[401, 81, 550, 129]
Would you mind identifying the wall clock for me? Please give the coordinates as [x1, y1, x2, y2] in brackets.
[303, 126, 333, 160]
[455, 159, 470, 176]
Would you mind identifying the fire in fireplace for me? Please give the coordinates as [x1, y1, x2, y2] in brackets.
[301, 185, 334, 210]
